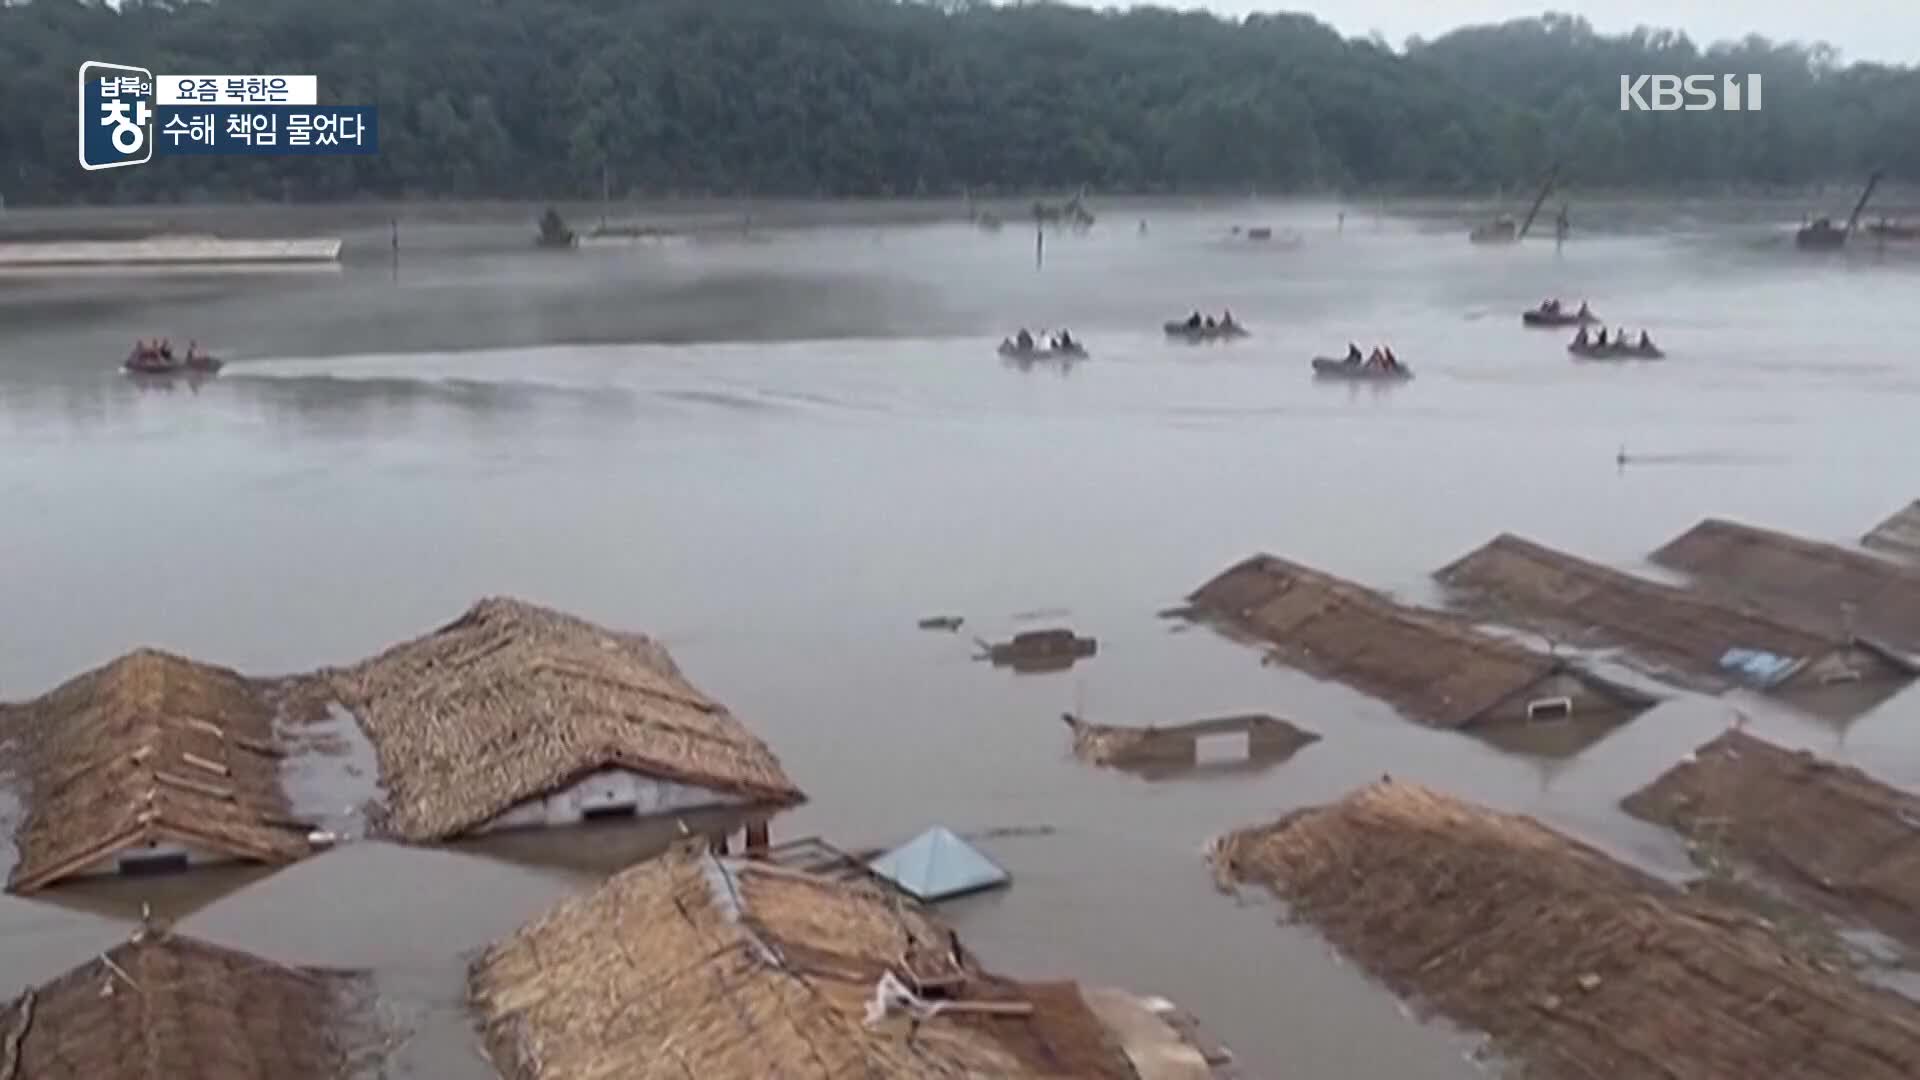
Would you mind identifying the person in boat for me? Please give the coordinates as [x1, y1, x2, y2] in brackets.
[1576, 301, 1591, 318]
[1346, 342, 1363, 363]
[159, 338, 174, 361]
[1638, 330, 1654, 351]
[1382, 346, 1399, 370]
[1221, 309, 1236, 328]
[1186, 311, 1202, 329]
[1056, 329, 1076, 350]
[1573, 326, 1589, 347]
[1203, 315, 1216, 329]
[1367, 346, 1384, 367]
[1594, 328, 1608, 348]
[1015, 328, 1034, 351]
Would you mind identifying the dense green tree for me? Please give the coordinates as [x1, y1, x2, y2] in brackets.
[1, 0, 1914, 204]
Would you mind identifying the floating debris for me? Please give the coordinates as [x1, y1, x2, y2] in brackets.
[917, 615, 965, 632]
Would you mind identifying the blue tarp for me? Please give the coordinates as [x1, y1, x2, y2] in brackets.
[1718, 647, 1801, 688]
[867, 826, 1010, 903]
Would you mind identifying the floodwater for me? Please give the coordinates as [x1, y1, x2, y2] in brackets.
[4, 198, 1920, 1078]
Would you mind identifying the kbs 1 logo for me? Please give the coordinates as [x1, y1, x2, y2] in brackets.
[1619, 74, 1763, 112]
[79, 61, 375, 169]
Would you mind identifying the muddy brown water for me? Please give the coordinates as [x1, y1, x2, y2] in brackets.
[4, 199, 1920, 1078]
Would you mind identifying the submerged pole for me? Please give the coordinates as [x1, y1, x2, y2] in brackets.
[1035, 224, 1044, 269]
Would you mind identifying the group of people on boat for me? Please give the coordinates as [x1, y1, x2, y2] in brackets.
[126, 338, 213, 372]
[1571, 326, 1657, 352]
[1005, 327, 1080, 353]
[1341, 342, 1404, 371]
[1536, 298, 1591, 319]
[1180, 310, 1240, 331]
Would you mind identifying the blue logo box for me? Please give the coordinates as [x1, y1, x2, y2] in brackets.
[78, 61, 155, 170]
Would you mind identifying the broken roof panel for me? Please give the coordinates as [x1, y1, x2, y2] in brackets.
[469, 844, 1138, 1079]
[1435, 533, 1915, 693]
[1864, 500, 1920, 562]
[1625, 730, 1920, 952]
[1213, 781, 1920, 1080]
[322, 597, 805, 842]
[1651, 519, 1920, 654]
[0, 929, 381, 1080]
[0, 650, 316, 894]
[1188, 554, 1655, 730]
[867, 825, 1010, 902]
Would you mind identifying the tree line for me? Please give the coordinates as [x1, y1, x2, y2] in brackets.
[2, 0, 1915, 204]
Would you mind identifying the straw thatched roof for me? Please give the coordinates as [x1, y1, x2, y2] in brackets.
[1435, 533, 1914, 691]
[325, 597, 804, 842]
[1625, 730, 1920, 951]
[0, 928, 378, 1079]
[1864, 500, 1920, 562]
[1188, 554, 1652, 729]
[0, 649, 315, 894]
[470, 843, 1139, 1079]
[1651, 518, 1920, 653]
[1213, 781, 1920, 1080]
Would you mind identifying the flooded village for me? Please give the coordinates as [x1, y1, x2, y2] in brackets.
[7, 188, 1920, 1078]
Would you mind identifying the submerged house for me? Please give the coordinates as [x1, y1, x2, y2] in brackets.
[320, 597, 804, 843]
[1187, 554, 1655, 731]
[1652, 519, 1920, 654]
[1212, 781, 1920, 1079]
[1625, 730, 1920, 952]
[1435, 534, 1915, 694]
[0, 926, 383, 1079]
[0, 650, 320, 894]
[471, 843, 1231, 1078]
[1062, 712, 1320, 780]
[1865, 500, 1920, 562]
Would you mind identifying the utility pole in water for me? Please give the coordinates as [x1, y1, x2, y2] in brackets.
[1035, 223, 1044, 269]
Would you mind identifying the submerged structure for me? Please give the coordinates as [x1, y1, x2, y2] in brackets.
[322, 597, 804, 843]
[470, 843, 1227, 1079]
[1625, 730, 1920, 951]
[0, 927, 382, 1079]
[1062, 712, 1319, 780]
[866, 825, 1010, 903]
[1212, 781, 1920, 1080]
[0, 650, 320, 894]
[1864, 500, 1920, 562]
[1435, 533, 1915, 693]
[1651, 519, 1920, 653]
[1187, 554, 1655, 731]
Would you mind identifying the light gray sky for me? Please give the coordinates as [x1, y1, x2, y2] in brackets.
[1196, 2, 1913, 66]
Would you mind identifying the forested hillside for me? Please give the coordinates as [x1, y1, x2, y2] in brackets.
[2, 0, 1915, 203]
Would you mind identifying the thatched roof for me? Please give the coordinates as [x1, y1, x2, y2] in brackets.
[1651, 518, 1920, 653]
[1435, 533, 1914, 691]
[0, 650, 314, 894]
[1625, 730, 1920, 951]
[470, 843, 1138, 1079]
[0, 928, 378, 1079]
[1864, 500, 1920, 561]
[325, 597, 804, 842]
[1213, 781, 1920, 1080]
[1188, 554, 1651, 729]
